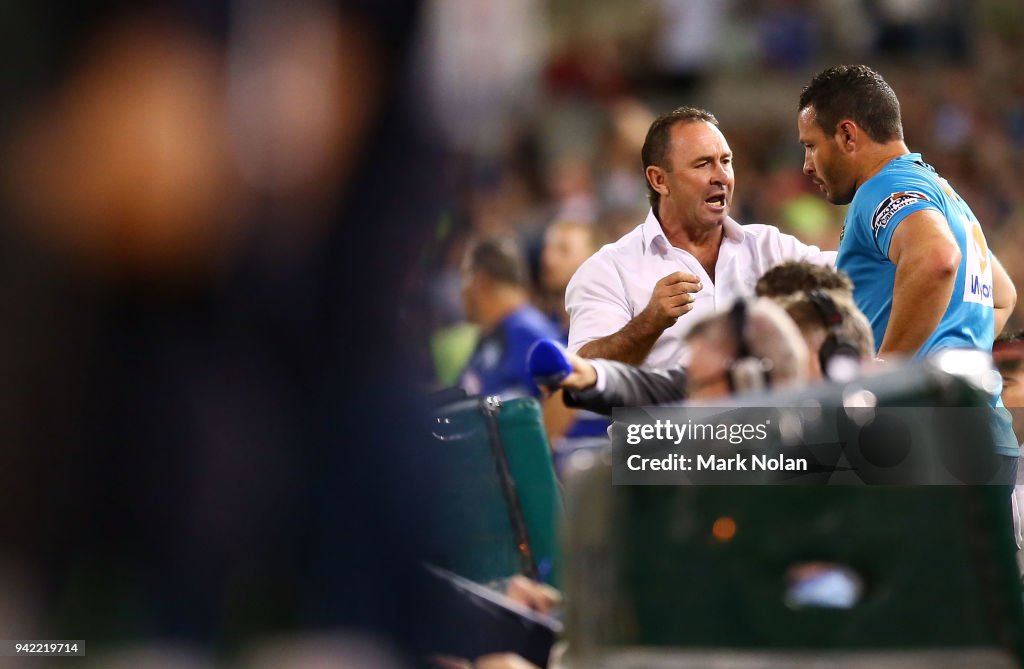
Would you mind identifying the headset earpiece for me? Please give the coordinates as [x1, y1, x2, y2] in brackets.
[808, 290, 861, 380]
[727, 298, 772, 393]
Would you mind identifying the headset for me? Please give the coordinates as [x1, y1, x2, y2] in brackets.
[727, 298, 773, 393]
[807, 289, 862, 381]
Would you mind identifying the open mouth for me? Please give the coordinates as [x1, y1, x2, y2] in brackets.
[705, 194, 727, 210]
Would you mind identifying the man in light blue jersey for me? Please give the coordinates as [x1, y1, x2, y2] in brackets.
[797, 64, 1019, 464]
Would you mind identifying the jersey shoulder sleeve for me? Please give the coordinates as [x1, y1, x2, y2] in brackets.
[854, 163, 942, 256]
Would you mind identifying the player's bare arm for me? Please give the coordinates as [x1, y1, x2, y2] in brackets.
[879, 209, 961, 356]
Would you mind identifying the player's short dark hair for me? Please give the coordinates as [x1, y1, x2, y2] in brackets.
[641, 106, 719, 212]
[755, 261, 854, 298]
[799, 65, 903, 143]
[465, 237, 527, 287]
[995, 329, 1024, 374]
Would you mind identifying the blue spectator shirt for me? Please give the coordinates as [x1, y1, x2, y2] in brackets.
[460, 305, 562, 399]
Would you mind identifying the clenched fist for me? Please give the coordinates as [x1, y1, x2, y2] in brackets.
[641, 271, 702, 331]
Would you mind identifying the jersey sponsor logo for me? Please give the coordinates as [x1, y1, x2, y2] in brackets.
[964, 218, 994, 307]
[871, 191, 929, 237]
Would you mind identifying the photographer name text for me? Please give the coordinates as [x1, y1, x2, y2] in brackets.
[626, 452, 807, 472]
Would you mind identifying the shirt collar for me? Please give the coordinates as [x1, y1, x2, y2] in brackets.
[643, 209, 745, 253]
[722, 216, 745, 243]
[641, 209, 669, 254]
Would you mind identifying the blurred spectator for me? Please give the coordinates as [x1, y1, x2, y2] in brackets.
[535, 219, 612, 448]
[420, 0, 546, 156]
[995, 330, 1024, 577]
[775, 290, 875, 382]
[995, 330, 1024, 442]
[558, 297, 809, 410]
[598, 99, 655, 211]
[758, 261, 871, 381]
[645, 0, 729, 94]
[756, 0, 818, 71]
[459, 237, 561, 398]
[755, 260, 854, 298]
[538, 220, 603, 332]
[545, 157, 599, 224]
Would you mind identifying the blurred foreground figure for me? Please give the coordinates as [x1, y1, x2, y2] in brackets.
[0, 0, 449, 662]
[995, 330, 1024, 440]
[556, 298, 809, 412]
[538, 220, 601, 333]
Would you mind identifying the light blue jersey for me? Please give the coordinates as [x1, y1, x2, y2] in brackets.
[838, 153, 995, 354]
[837, 153, 1016, 456]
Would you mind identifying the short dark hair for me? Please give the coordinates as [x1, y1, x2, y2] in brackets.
[465, 237, 527, 287]
[756, 261, 854, 298]
[799, 65, 903, 143]
[995, 329, 1024, 374]
[778, 290, 875, 359]
[641, 106, 719, 212]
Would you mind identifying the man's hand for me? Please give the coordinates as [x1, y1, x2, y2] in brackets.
[558, 350, 599, 391]
[505, 575, 562, 616]
[641, 271, 702, 331]
[577, 271, 701, 365]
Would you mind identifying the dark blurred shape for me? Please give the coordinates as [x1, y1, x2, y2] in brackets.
[419, 566, 560, 668]
[0, 0, 449, 661]
[4, 12, 238, 276]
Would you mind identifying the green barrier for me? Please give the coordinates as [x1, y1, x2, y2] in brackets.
[431, 395, 563, 587]
[563, 357, 1024, 665]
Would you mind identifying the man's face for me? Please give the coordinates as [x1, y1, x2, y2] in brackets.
[541, 224, 593, 291]
[798, 106, 856, 205]
[657, 121, 734, 229]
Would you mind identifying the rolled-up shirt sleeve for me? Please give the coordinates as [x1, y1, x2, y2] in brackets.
[565, 253, 633, 354]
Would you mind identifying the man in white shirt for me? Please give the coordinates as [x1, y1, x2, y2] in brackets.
[566, 107, 835, 369]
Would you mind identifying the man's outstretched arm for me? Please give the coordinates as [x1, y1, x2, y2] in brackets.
[556, 350, 687, 415]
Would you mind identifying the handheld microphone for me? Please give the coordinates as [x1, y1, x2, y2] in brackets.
[527, 339, 572, 390]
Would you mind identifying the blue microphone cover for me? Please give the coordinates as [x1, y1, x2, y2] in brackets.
[527, 339, 572, 390]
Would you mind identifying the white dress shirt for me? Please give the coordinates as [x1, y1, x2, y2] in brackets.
[566, 210, 836, 369]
